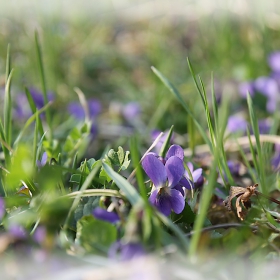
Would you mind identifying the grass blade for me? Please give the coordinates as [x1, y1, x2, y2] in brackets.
[25, 87, 44, 137]
[4, 69, 14, 146]
[151, 66, 212, 151]
[35, 31, 52, 138]
[247, 93, 267, 194]
[102, 162, 143, 206]
[13, 102, 52, 147]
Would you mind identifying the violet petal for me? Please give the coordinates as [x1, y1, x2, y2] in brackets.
[169, 189, 185, 214]
[187, 162, 194, 173]
[165, 145, 184, 161]
[173, 184, 185, 196]
[179, 176, 193, 190]
[93, 207, 120, 224]
[157, 195, 172, 216]
[192, 168, 203, 182]
[149, 189, 159, 204]
[165, 156, 184, 188]
[142, 154, 167, 188]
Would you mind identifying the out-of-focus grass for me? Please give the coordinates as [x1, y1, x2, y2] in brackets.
[0, 14, 279, 143]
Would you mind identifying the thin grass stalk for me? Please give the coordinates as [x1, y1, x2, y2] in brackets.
[0, 121, 10, 168]
[235, 139, 258, 183]
[25, 87, 44, 137]
[32, 111, 39, 168]
[35, 31, 52, 140]
[4, 69, 13, 147]
[151, 66, 213, 152]
[189, 91, 229, 256]
[247, 93, 267, 194]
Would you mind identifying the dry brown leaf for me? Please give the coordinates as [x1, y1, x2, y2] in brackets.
[223, 184, 258, 220]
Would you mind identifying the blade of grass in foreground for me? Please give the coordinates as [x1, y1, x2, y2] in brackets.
[102, 162, 143, 206]
[188, 89, 229, 256]
[130, 135, 152, 241]
[247, 93, 267, 194]
[25, 87, 44, 137]
[151, 66, 212, 152]
[35, 31, 52, 140]
[4, 69, 13, 147]
[13, 102, 52, 147]
[188, 60, 233, 188]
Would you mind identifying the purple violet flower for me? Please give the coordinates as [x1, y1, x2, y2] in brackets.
[92, 207, 120, 224]
[33, 226, 47, 244]
[122, 102, 141, 120]
[14, 88, 54, 119]
[179, 162, 203, 190]
[227, 161, 240, 176]
[142, 145, 185, 216]
[254, 76, 279, 99]
[238, 81, 255, 98]
[9, 224, 27, 239]
[227, 115, 247, 134]
[108, 240, 145, 261]
[271, 144, 280, 169]
[68, 99, 101, 120]
[258, 119, 271, 134]
[268, 51, 280, 73]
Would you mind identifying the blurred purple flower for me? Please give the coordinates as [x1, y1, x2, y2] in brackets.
[33, 226, 46, 244]
[14, 87, 54, 119]
[258, 119, 271, 134]
[29, 87, 54, 108]
[68, 99, 101, 137]
[238, 81, 255, 98]
[271, 144, 280, 169]
[254, 76, 279, 112]
[142, 145, 185, 216]
[0, 197, 5, 220]
[108, 241, 145, 261]
[254, 76, 279, 99]
[122, 102, 141, 120]
[36, 152, 48, 167]
[9, 224, 27, 239]
[68, 99, 101, 120]
[268, 51, 280, 73]
[227, 161, 240, 176]
[92, 207, 120, 224]
[227, 115, 247, 133]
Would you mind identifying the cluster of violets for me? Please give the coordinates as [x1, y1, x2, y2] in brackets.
[12, 87, 143, 142]
[228, 51, 280, 135]
[91, 143, 203, 260]
[141, 144, 202, 216]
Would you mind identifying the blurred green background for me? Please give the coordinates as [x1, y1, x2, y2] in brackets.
[1, 0, 280, 141]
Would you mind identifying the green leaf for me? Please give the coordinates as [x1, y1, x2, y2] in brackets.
[99, 157, 112, 182]
[107, 146, 125, 166]
[76, 215, 117, 253]
[70, 127, 81, 140]
[6, 145, 33, 194]
[159, 125, 173, 158]
[69, 174, 81, 184]
[86, 158, 96, 171]
[172, 202, 196, 225]
[120, 151, 130, 170]
[102, 162, 143, 206]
